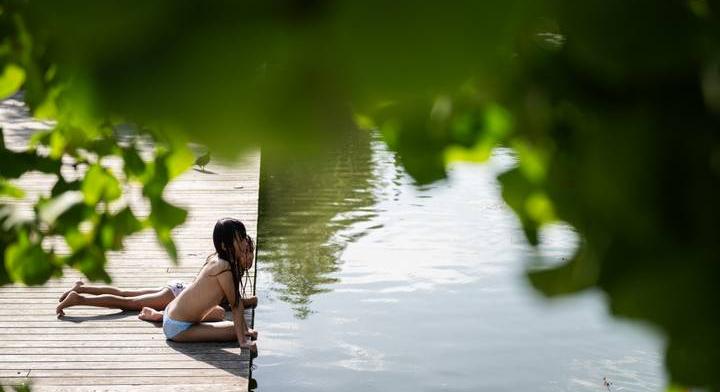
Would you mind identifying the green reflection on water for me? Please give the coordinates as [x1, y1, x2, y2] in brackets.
[258, 129, 377, 319]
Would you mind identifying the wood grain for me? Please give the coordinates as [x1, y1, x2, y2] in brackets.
[0, 99, 260, 391]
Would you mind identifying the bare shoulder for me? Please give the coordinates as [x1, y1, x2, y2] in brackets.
[205, 257, 232, 276]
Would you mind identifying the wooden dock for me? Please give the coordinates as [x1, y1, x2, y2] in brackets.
[0, 97, 260, 391]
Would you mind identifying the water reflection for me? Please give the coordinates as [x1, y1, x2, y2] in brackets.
[256, 131, 665, 391]
[258, 129, 378, 318]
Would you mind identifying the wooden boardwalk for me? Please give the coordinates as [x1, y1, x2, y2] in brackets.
[0, 97, 260, 391]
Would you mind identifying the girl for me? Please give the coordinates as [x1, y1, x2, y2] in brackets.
[161, 218, 257, 351]
[55, 219, 258, 326]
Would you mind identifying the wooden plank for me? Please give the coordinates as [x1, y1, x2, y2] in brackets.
[0, 347, 243, 355]
[27, 384, 249, 392]
[0, 353, 250, 361]
[0, 377, 247, 388]
[0, 340, 241, 349]
[0, 370, 29, 377]
[0, 314, 253, 327]
[0, 97, 260, 391]
[9, 369, 247, 377]
[0, 361, 251, 370]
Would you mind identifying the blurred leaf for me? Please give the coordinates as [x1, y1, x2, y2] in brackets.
[81, 164, 121, 205]
[149, 198, 187, 262]
[511, 139, 551, 183]
[36, 191, 83, 224]
[66, 245, 110, 282]
[13, 383, 32, 392]
[86, 135, 117, 157]
[0, 131, 62, 179]
[28, 129, 52, 149]
[50, 177, 81, 197]
[0, 179, 25, 198]
[444, 103, 512, 164]
[165, 143, 194, 179]
[63, 227, 88, 251]
[98, 207, 142, 250]
[4, 231, 58, 285]
[48, 129, 66, 159]
[121, 145, 145, 179]
[0, 253, 9, 285]
[0, 63, 25, 99]
[142, 152, 169, 199]
[498, 168, 541, 245]
[528, 244, 599, 295]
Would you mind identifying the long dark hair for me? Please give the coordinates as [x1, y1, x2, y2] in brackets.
[210, 217, 254, 307]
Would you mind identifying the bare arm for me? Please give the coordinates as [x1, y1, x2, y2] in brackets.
[217, 271, 251, 346]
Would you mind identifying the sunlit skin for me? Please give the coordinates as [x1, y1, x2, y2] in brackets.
[164, 234, 258, 351]
[55, 281, 258, 319]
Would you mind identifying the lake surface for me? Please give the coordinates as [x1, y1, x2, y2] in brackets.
[252, 130, 666, 391]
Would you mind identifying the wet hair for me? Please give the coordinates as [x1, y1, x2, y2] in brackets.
[210, 217, 255, 307]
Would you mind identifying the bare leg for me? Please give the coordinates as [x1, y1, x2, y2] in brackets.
[57, 289, 175, 317]
[171, 321, 258, 353]
[60, 281, 164, 302]
[139, 305, 225, 322]
[78, 284, 164, 297]
[201, 306, 227, 322]
[140, 306, 256, 339]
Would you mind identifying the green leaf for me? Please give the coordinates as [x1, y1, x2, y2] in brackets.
[4, 231, 58, 285]
[51, 177, 81, 197]
[511, 139, 550, 184]
[121, 145, 146, 179]
[49, 130, 67, 159]
[86, 136, 118, 157]
[12, 383, 32, 392]
[81, 164, 121, 205]
[0, 147, 62, 179]
[98, 207, 143, 250]
[0, 64, 25, 100]
[28, 129, 53, 149]
[67, 246, 111, 283]
[156, 229, 179, 264]
[498, 168, 541, 245]
[0, 254, 10, 286]
[142, 154, 170, 199]
[149, 198, 187, 262]
[63, 227, 88, 251]
[528, 244, 599, 296]
[165, 144, 194, 179]
[37, 191, 84, 224]
[0, 179, 25, 198]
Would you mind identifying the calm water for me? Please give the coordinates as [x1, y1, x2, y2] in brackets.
[253, 131, 666, 391]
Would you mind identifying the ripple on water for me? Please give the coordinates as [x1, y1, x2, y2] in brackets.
[254, 133, 666, 391]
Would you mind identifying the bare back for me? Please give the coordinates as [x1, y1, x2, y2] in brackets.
[166, 257, 235, 322]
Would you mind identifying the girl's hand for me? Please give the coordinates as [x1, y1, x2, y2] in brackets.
[245, 328, 258, 340]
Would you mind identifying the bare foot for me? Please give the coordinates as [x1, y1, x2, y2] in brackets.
[138, 307, 163, 322]
[56, 291, 81, 318]
[59, 281, 83, 302]
[246, 328, 258, 340]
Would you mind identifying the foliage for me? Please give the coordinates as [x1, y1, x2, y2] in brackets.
[1, 0, 719, 389]
[0, 382, 31, 392]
